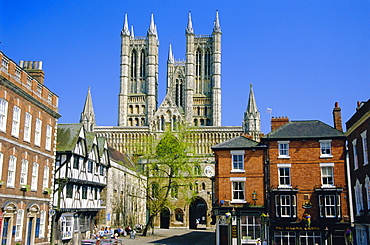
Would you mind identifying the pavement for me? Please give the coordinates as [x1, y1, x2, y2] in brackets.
[116, 226, 216, 245]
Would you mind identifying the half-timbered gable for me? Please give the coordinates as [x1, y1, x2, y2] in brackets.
[53, 124, 109, 244]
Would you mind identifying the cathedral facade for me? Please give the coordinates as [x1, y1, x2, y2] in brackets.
[82, 11, 261, 229]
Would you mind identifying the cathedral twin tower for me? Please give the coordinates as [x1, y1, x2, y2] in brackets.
[118, 11, 222, 130]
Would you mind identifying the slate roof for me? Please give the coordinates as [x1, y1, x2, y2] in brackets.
[85, 132, 95, 152]
[211, 135, 266, 150]
[108, 146, 136, 169]
[97, 137, 107, 158]
[264, 120, 345, 139]
[56, 124, 84, 152]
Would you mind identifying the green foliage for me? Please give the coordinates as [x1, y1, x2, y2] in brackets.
[137, 126, 198, 235]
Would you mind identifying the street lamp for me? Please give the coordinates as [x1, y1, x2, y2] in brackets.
[252, 191, 258, 205]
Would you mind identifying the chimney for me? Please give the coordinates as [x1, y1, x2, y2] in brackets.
[332, 102, 343, 131]
[271, 117, 289, 131]
[19, 61, 45, 84]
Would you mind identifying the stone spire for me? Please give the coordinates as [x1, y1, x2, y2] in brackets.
[243, 84, 261, 141]
[213, 10, 221, 33]
[130, 25, 134, 38]
[148, 12, 156, 35]
[168, 43, 174, 64]
[80, 87, 96, 132]
[186, 11, 194, 34]
[121, 12, 130, 36]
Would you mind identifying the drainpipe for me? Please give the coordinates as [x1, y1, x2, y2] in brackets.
[345, 147, 354, 226]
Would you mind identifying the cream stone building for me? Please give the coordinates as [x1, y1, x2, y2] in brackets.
[81, 11, 261, 229]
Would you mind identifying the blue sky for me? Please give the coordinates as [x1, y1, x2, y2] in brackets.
[1, 0, 369, 133]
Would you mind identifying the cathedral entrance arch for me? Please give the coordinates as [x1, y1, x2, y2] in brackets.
[189, 197, 207, 229]
[160, 207, 170, 229]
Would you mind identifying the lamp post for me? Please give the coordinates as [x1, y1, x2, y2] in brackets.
[252, 191, 258, 205]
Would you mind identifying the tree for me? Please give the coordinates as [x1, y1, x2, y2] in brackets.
[137, 127, 197, 236]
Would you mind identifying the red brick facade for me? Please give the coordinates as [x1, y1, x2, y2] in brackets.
[0, 51, 60, 245]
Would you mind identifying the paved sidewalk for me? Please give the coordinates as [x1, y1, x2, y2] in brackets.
[118, 227, 215, 245]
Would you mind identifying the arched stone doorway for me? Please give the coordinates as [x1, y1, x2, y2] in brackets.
[189, 197, 207, 229]
[160, 207, 170, 229]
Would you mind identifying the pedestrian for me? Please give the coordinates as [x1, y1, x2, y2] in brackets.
[195, 218, 199, 229]
[98, 227, 105, 238]
[263, 239, 267, 245]
[108, 227, 114, 239]
[256, 238, 261, 245]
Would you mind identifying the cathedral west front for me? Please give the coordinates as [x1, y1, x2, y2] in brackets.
[81, 11, 261, 229]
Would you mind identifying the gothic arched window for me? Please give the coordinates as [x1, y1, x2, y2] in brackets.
[204, 48, 211, 77]
[131, 50, 137, 78]
[196, 48, 202, 77]
[175, 208, 184, 222]
[140, 49, 146, 78]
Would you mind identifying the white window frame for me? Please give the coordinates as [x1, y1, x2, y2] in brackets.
[7, 155, 17, 187]
[45, 124, 52, 151]
[319, 194, 341, 218]
[39, 210, 46, 238]
[61, 215, 74, 240]
[320, 140, 332, 158]
[24, 112, 32, 142]
[35, 118, 42, 146]
[0, 152, 3, 181]
[274, 231, 296, 245]
[353, 139, 358, 170]
[361, 131, 368, 166]
[275, 194, 296, 218]
[354, 179, 364, 215]
[43, 165, 49, 189]
[278, 164, 291, 188]
[240, 216, 261, 242]
[231, 150, 245, 172]
[11, 106, 21, 137]
[15, 209, 24, 241]
[356, 226, 366, 245]
[299, 231, 322, 245]
[278, 141, 290, 158]
[320, 163, 335, 188]
[20, 159, 28, 186]
[230, 177, 246, 203]
[0, 98, 8, 132]
[366, 176, 370, 210]
[31, 162, 39, 191]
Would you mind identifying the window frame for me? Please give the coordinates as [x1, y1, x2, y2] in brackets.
[230, 177, 246, 203]
[320, 140, 332, 158]
[278, 141, 290, 158]
[45, 124, 52, 151]
[320, 163, 335, 188]
[31, 162, 39, 191]
[0, 98, 8, 132]
[24, 112, 32, 142]
[275, 194, 297, 218]
[39, 210, 46, 238]
[231, 150, 245, 172]
[318, 194, 341, 218]
[353, 139, 358, 170]
[354, 179, 364, 216]
[11, 106, 21, 137]
[35, 118, 42, 146]
[361, 131, 368, 166]
[15, 209, 24, 241]
[42, 165, 49, 189]
[7, 155, 17, 188]
[278, 164, 291, 188]
[20, 159, 29, 186]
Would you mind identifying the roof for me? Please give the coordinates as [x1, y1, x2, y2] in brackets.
[85, 132, 95, 152]
[56, 124, 84, 152]
[264, 120, 345, 139]
[97, 137, 107, 158]
[108, 146, 136, 169]
[211, 135, 266, 150]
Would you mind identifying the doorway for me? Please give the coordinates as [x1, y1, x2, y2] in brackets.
[160, 207, 170, 229]
[189, 198, 207, 229]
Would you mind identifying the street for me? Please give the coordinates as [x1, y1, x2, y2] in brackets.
[120, 227, 216, 245]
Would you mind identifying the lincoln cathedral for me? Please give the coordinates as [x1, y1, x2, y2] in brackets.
[80, 11, 261, 229]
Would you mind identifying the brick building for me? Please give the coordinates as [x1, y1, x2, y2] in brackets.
[264, 105, 349, 245]
[212, 135, 267, 245]
[0, 51, 60, 244]
[345, 99, 370, 245]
